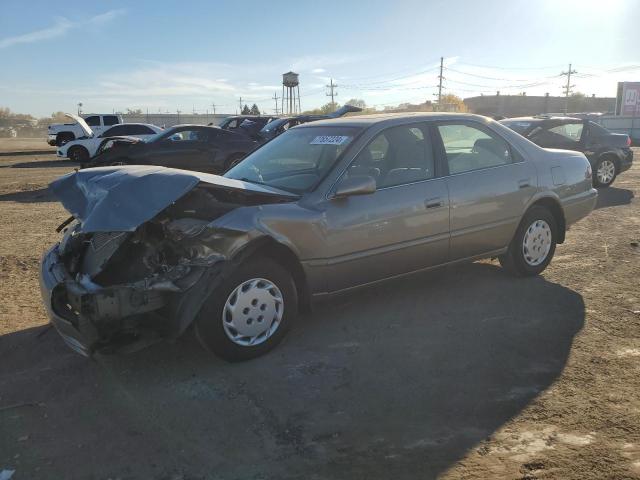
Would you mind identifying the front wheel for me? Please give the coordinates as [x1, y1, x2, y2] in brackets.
[499, 206, 557, 276]
[194, 257, 297, 361]
[68, 146, 90, 163]
[594, 157, 617, 188]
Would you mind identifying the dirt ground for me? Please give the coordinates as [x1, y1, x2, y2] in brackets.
[0, 138, 638, 480]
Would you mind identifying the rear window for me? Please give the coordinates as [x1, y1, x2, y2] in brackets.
[500, 120, 535, 134]
[588, 121, 610, 136]
[103, 115, 120, 126]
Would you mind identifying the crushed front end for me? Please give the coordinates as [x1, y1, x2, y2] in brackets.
[39, 166, 297, 356]
[40, 215, 218, 355]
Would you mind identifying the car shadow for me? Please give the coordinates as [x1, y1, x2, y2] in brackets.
[595, 187, 634, 209]
[0, 262, 584, 480]
[0, 150, 56, 157]
[0, 187, 55, 203]
[0, 159, 77, 169]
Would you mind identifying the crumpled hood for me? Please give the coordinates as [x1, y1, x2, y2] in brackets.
[49, 165, 297, 233]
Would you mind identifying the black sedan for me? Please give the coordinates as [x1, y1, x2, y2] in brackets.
[86, 125, 260, 173]
[501, 115, 633, 187]
[258, 105, 363, 142]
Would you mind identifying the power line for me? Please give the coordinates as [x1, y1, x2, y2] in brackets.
[437, 56, 444, 110]
[456, 61, 566, 71]
[326, 78, 338, 107]
[272, 91, 280, 115]
[560, 63, 577, 113]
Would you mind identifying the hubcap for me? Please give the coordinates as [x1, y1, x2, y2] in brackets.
[522, 219, 552, 266]
[597, 159, 615, 184]
[222, 278, 284, 346]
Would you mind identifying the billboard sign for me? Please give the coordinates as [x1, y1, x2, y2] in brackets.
[617, 82, 640, 116]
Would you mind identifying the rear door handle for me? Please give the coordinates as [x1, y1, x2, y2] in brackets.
[518, 178, 531, 189]
[425, 197, 443, 209]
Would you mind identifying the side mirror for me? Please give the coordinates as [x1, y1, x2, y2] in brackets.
[332, 175, 376, 199]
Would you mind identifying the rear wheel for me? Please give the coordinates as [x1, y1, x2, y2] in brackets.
[194, 257, 297, 361]
[499, 206, 557, 276]
[594, 157, 617, 188]
[68, 146, 90, 163]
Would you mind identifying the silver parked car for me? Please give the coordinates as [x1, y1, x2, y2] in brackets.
[40, 113, 597, 361]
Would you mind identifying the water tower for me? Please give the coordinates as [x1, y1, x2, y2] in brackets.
[282, 71, 301, 115]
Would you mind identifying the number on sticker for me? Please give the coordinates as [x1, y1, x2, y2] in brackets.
[310, 136, 351, 145]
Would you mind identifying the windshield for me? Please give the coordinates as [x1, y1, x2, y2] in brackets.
[225, 126, 361, 193]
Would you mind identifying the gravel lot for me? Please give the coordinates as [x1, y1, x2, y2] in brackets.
[0, 139, 638, 480]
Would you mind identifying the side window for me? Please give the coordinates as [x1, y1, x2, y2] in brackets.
[347, 124, 434, 188]
[122, 125, 155, 135]
[103, 125, 126, 136]
[103, 115, 120, 126]
[437, 123, 512, 175]
[168, 129, 208, 142]
[548, 123, 584, 143]
[84, 116, 101, 127]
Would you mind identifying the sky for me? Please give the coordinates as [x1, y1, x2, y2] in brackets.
[1, 0, 639, 117]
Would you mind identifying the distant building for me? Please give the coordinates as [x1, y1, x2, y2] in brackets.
[464, 94, 616, 118]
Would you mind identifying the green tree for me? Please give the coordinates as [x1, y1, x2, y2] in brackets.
[439, 94, 467, 112]
[126, 108, 143, 115]
[241, 104, 251, 115]
[249, 104, 260, 115]
[345, 98, 366, 109]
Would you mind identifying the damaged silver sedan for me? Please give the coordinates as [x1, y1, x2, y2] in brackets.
[40, 113, 597, 361]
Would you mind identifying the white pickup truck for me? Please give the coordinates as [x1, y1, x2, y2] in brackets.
[47, 113, 123, 146]
[58, 117, 163, 162]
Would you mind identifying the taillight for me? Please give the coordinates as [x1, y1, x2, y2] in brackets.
[627, 136, 632, 147]
[585, 164, 592, 179]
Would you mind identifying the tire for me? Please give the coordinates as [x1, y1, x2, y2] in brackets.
[56, 132, 75, 147]
[224, 153, 245, 172]
[499, 206, 557, 277]
[68, 146, 90, 163]
[593, 157, 617, 188]
[194, 257, 298, 361]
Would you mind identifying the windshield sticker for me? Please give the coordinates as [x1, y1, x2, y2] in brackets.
[310, 135, 351, 145]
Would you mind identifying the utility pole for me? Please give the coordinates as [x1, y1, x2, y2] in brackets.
[437, 56, 444, 111]
[77, 102, 83, 115]
[561, 63, 577, 114]
[238, 97, 243, 114]
[211, 103, 216, 115]
[326, 79, 338, 111]
[272, 92, 280, 115]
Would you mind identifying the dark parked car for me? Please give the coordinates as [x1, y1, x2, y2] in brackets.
[500, 116, 633, 187]
[41, 113, 597, 361]
[86, 124, 260, 173]
[217, 115, 277, 135]
[258, 105, 363, 141]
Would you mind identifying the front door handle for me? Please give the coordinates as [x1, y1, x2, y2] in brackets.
[518, 178, 531, 189]
[425, 197, 443, 209]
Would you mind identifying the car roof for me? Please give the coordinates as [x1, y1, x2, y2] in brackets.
[110, 123, 160, 128]
[502, 115, 584, 122]
[300, 112, 492, 128]
[168, 124, 220, 129]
